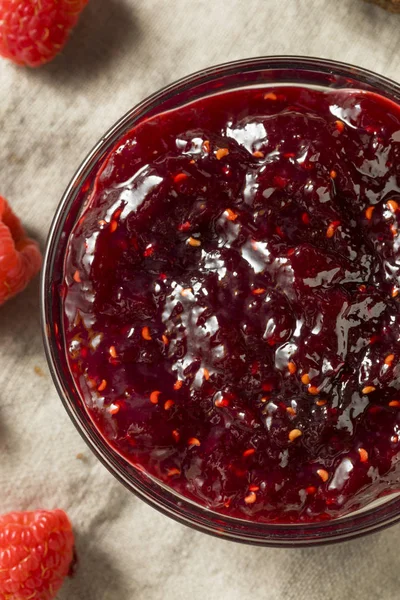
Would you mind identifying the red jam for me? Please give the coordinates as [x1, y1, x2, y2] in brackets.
[63, 85, 400, 522]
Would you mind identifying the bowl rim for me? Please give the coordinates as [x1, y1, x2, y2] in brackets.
[41, 55, 400, 546]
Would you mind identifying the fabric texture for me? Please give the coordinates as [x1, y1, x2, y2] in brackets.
[1, 1, 400, 598]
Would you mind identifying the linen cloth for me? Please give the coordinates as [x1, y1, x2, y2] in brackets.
[1, 1, 400, 598]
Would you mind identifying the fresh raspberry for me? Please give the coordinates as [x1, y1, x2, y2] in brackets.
[0, 509, 75, 600]
[0, 0, 89, 67]
[0, 196, 42, 305]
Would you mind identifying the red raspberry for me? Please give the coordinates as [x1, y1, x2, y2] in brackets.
[0, 0, 89, 67]
[0, 509, 75, 600]
[0, 196, 42, 305]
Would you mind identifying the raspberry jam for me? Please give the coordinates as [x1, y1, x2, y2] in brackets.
[63, 85, 400, 523]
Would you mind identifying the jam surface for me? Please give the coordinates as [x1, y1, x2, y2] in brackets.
[63, 85, 400, 522]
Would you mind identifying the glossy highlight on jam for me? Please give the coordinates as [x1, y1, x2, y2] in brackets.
[63, 85, 400, 523]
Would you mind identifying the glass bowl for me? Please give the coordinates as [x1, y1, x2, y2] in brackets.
[42, 56, 400, 546]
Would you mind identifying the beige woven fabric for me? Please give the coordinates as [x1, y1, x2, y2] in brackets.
[1, 1, 400, 598]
